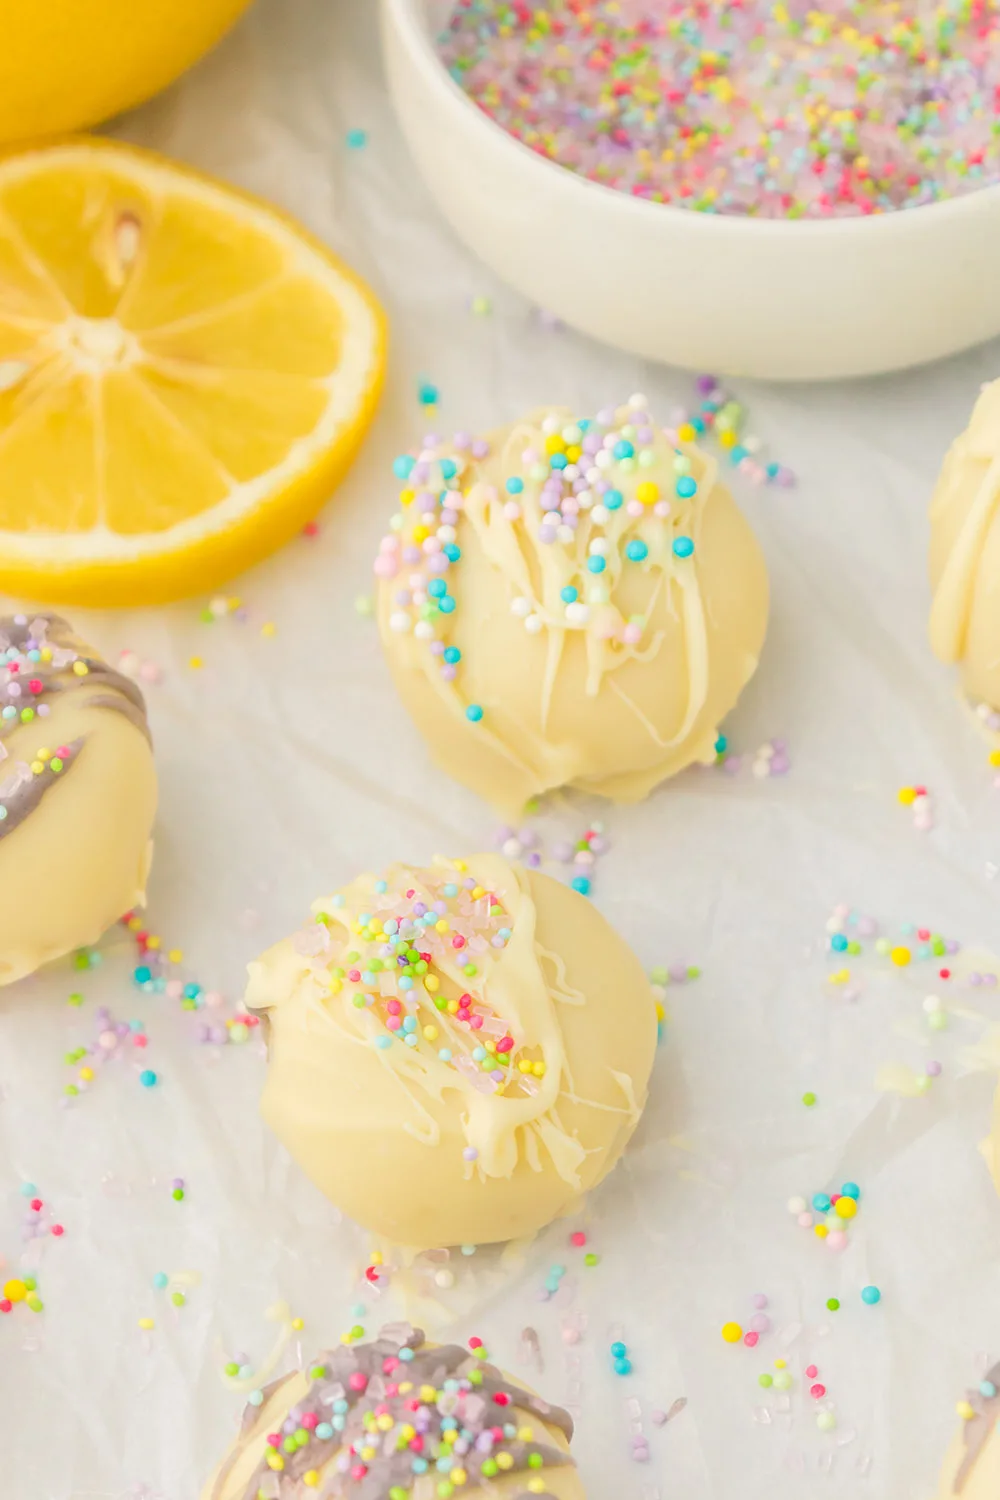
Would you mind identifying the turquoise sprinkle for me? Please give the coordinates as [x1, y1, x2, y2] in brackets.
[374, 880, 387, 894]
[505, 477, 524, 494]
[587, 555, 606, 573]
[466, 704, 484, 722]
[604, 488, 623, 510]
[439, 457, 457, 480]
[393, 455, 415, 480]
[346, 128, 368, 148]
[673, 536, 694, 558]
[560, 585, 578, 603]
[676, 476, 698, 498]
[625, 539, 648, 562]
[418, 382, 439, 406]
[443, 647, 461, 664]
[439, 596, 456, 613]
[613, 440, 634, 459]
[139, 1070, 157, 1088]
[375, 1037, 392, 1050]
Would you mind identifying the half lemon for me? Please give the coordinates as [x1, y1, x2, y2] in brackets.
[0, 138, 386, 605]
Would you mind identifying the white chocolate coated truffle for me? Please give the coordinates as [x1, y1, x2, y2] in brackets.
[929, 377, 1000, 711]
[0, 613, 156, 986]
[246, 854, 656, 1250]
[375, 401, 769, 814]
[937, 1361, 1000, 1498]
[202, 1326, 586, 1500]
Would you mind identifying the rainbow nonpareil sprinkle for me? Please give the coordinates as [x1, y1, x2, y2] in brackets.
[439, 0, 1000, 218]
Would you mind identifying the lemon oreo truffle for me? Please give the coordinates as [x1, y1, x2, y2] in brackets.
[929, 376, 1000, 719]
[0, 612, 156, 985]
[246, 854, 656, 1250]
[937, 1359, 1000, 1497]
[202, 1323, 585, 1499]
[374, 396, 769, 812]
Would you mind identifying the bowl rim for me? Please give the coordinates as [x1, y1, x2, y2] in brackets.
[384, 0, 1000, 240]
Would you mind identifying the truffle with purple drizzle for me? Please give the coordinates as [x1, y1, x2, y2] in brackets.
[201, 1323, 586, 1500]
[938, 1359, 1000, 1496]
[0, 613, 156, 987]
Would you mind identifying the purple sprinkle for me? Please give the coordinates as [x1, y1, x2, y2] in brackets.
[926, 1061, 942, 1077]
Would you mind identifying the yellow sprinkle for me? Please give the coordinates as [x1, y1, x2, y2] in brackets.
[412, 525, 429, 544]
[78, 1067, 94, 1082]
[527, 1484, 548, 1496]
[72, 661, 89, 676]
[518, 1060, 533, 1074]
[447, 999, 460, 1014]
[146, 936, 161, 951]
[291, 1317, 304, 1331]
[37, 747, 50, 760]
[398, 1381, 413, 1394]
[495, 1453, 514, 1471]
[138, 1317, 155, 1330]
[532, 1060, 546, 1077]
[266, 1454, 285, 1472]
[425, 975, 439, 992]
[719, 430, 738, 449]
[897, 786, 917, 805]
[303, 1473, 320, 1488]
[677, 423, 697, 442]
[400, 488, 415, 507]
[990, 749, 1000, 767]
[420, 1384, 438, 1402]
[471, 885, 485, 900]
[371, 1250, 383, 1265]
[814, 1223, 828, 1239]
[721, 1321, 742, 1343]
[517, 1426, 534, 1442]
[544, 434, 566, 454]
[168, 948, 182, 964]
[890, 946, 911, 967]
[635, 481, 659, 504]
[188, 656, 203, 670]
[453, 860, 468, 872]
[435, 919, 449, 933]
[957, 1401, 976, 1421]
[3, 1279, 26, 1302]
[376, 1414, 394, 1432]
[260, 622, 276, 639]
[360, 1446, 376, 1461]
[423, 1025, 438, 1041]
[451, 1469, 467, 1486]
[30, 760, 44, 775]
[774, 1358, 787, 1370]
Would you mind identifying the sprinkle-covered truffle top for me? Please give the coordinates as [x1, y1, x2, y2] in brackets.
[219, 1324, 575, 1500]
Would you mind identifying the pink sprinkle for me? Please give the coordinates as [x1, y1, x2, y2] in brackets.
[570, 1231, 587, 1247]
[805, 1365, 818, 1379]
[810, 1383, 826, 1399]
[349, 1373, 368, 1393]
[743, 1331, 758, 1348]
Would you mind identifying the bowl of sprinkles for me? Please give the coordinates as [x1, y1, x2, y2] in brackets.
[382, 0, 1000, 379]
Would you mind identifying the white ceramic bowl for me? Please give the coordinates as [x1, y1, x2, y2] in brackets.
[382, 0, 1000, 381]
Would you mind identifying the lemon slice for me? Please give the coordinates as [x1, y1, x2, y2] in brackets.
[0, 138, 386, 605]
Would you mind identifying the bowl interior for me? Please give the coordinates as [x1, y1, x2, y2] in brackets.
[415, 0, 449, 36]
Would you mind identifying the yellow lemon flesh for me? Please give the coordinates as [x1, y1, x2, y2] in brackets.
[0, 0, 253, 144]
[0, 139, 386, 605]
